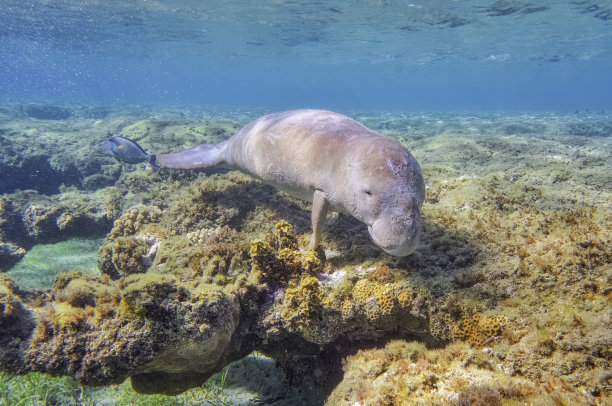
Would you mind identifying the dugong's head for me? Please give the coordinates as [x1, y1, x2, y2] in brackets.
[341, 138, 425, 256]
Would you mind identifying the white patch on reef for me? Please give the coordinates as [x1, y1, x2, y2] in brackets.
[317, 270, 346, 287]
[141, 233, 161, 266]
[354, 265, 377, 277]
[324, 248, 341, 259]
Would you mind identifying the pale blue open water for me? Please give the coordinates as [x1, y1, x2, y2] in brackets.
[1, 0, 611, 111]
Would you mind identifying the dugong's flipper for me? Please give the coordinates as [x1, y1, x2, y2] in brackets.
[309, 190, 330, 251]
[155, 141, 228, 169]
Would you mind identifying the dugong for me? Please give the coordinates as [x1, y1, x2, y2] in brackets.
[154, 110, 425, 256]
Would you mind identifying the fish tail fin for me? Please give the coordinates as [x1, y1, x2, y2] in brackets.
[154, 141, 227, 169]
[148, 155, 161, 168]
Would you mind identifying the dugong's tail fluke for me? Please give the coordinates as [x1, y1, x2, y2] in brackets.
[154, 141, 227, 169]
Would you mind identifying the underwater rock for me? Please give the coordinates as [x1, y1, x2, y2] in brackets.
[98, 206, 164, 278]
[0, 197, 28, 271]
[0, 242, 27, 273]
[17, 196, 111, 244]
[0, 159, 79, 196]
[98, 236, 151, 278]
[72, 105, 109, 120]
[80, 173, 117, 190]
[325, 339, 597, 405]
[1, 196, 610, 401]
[22, 204, 62, 240]
[0, 278, 36, 373]
[2, 270, 247, 396]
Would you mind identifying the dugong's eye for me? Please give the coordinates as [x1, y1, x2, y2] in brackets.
[363, 190, 372, 196]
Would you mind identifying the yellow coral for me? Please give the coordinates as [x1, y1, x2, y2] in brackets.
[301, 250, 323, 274]
[277, 247, 299, 266]
[353, 279, 373, 303]
[452, 312, 507, 346]
[250, 222, 324, 283]
[273, 220, 298, 250]
[110, 205, 162, 238]
[117, 297, 146, 320]
[274, 220, 293, 236]
[397, 288, 412, 308]
[250, 239, 273, 258]
[279, 275, 339, 344]
[277, 248, 322, 274]
[373, 284, 395, 316]
[341, 298, 354, 320]
[281, 276, 322, 328]
[352, 279, 398, 321]
[250, 239, 277, 274]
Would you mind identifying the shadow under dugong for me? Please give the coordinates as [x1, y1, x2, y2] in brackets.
[155, 109, 425, 256]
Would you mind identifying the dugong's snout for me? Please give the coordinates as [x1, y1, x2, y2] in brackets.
[367, 207, 422, 257]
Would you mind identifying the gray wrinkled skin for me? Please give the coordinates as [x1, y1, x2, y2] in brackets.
[157, 110, 425, 256]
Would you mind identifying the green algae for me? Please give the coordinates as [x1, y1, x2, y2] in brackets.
[5, 238, 103, 290]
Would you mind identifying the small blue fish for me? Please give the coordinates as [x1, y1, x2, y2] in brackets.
[102, 136, 158, 167]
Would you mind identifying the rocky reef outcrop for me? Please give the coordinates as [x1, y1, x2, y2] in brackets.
[2, 193, 609, 403]
[0, 212, 447, 398]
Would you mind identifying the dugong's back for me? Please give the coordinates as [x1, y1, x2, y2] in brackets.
[223, 110, 383, 201]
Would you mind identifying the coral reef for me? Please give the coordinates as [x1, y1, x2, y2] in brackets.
[0, 108, 248, 270]
[108, 206, 162, 239]
[0, 105, 243, 196]
[0, 110, 610, 404]
[99, 237, 151, 278]
[451, 312, 508, 347]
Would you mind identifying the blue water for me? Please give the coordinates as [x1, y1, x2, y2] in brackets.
[1, 0, 611, 111]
